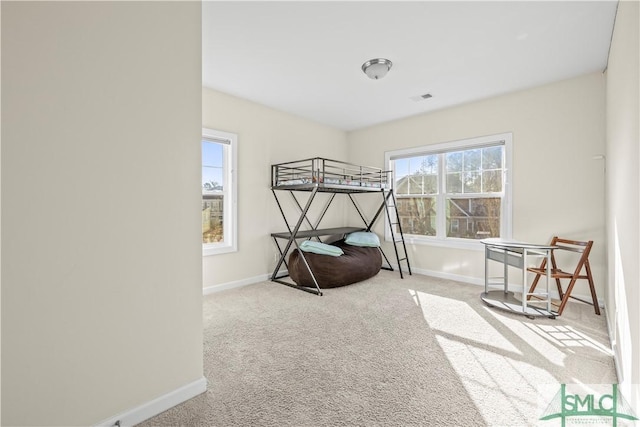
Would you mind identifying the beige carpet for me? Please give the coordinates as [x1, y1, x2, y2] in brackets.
[139, 270, 616, 426]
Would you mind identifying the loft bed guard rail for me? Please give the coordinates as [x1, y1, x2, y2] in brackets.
[271, 157, 390, 192]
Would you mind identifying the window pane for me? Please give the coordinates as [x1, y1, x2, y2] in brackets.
[482, 170, 502, 192]
[482, 146, 502, 169]
[463, 149, 481, 171]
[202, 140, 223, 167]
[416, 154, 438, 174]
[404, 174, 438, 195]
[407, 175, 422, 195]
[423, 175, 438, 194]
[446, 197, 501, 239]
[202, 166, 223, 192]
[395, 156, 438, 196]
[446, 172, 462, 193]
[463, 171, 481, 193]
[394, 158, 410, 194]
[446, 152, 463, 172]
[395, 176, 409, 195]
[396, 197, 436, 236]
[202, 196, 224, 244]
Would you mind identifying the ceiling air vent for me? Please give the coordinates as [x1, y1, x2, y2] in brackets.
[410, 93, 433, 102]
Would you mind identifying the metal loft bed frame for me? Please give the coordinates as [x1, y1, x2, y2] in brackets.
[270, 157, 412, 295]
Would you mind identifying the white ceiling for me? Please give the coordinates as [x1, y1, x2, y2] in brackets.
[203, 1, 618, 131]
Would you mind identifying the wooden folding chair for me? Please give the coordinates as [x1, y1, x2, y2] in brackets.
[526, 237, 600, 316]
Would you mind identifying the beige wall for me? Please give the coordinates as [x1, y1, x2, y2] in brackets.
[605, 0, 640, 410]
[347, 73, 607, 296]
[1, 2, 203, 425]
[202, 88, 347, 288]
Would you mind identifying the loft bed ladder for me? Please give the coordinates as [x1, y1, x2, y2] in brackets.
[357, 189, 411, 278]
[382, 189, 412, 278]
[270, 187, 411, 295]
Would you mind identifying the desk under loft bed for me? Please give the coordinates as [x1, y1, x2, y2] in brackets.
[270, 157, 411, 295]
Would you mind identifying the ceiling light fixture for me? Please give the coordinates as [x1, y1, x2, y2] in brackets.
[361, 58, 392, 80]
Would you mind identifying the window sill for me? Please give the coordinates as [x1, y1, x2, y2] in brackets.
[203, 243, 237, 256]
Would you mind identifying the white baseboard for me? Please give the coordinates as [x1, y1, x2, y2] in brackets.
[409, 266, 484, 286]
[95, 376, 207, 427]
[203, 265, 604, 307]
[402, 266, 605, 308]
[603, 304, 622, 382]
[203, 273, 268, 295]
[203, 270, 289, 295]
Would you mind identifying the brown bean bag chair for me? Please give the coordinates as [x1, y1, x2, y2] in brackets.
[288, 240, 382, 289]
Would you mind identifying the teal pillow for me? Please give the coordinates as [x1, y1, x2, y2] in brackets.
[345, 231, 380, 247]
[298, 240, 344, 257]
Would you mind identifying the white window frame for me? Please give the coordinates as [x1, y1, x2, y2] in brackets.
[202, 127, 238, 256]
[384, 132, 512, 251]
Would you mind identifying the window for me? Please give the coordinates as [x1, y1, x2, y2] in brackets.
[202, 128, 237, 256]
[385, 133, 512, 249]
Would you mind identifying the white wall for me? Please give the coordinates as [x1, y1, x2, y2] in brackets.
[202, 88, 347, 288]
[605, 0, 640, 411]
[347, 73, 607, 296]
[2, 2, 203, 425]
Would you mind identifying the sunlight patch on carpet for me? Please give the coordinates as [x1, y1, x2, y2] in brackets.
[485, 308, 567, 367]
[524, 323, 614, 354]
[410, 289, 520, 354]
[410, 289, 560, 424]
[434, 334, 555, 424]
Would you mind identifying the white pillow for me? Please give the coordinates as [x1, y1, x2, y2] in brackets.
[345, 231, 380, 247]
[299, 240, 344, 257]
